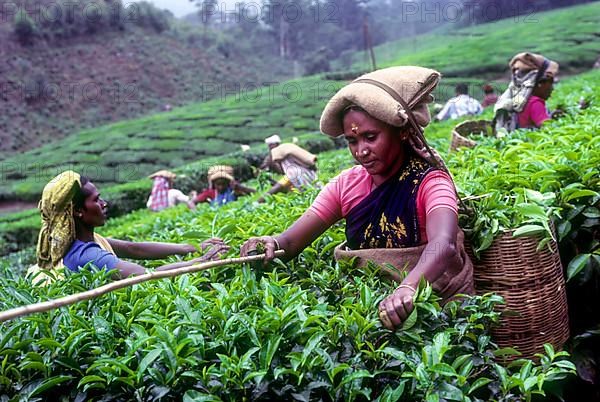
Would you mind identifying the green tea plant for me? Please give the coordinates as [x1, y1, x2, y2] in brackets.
[448, 70, 599, 258]
[0, 79, 342, 202]
[446, 70, 600, 396]
[0, 132, 336, 257]
[0, 241, 575, 401]
[0, 145, 577, 400]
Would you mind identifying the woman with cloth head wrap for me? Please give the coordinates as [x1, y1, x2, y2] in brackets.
[29, 171, 229, 284]
[146, 170, 196, 211]
[192, 165, 255, 207]
[257, 138, 318, 203]
[494, 52, 560, 130]
[241, 66, 473, 330]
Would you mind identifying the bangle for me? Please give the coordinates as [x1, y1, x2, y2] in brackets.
[273, 237, 281, 251]
[395, 284, 416, 293]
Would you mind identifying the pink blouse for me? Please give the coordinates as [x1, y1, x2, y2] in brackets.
[310, 165, 458, 243]
[518, 95, 550, 128]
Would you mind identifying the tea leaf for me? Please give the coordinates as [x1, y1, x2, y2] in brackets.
[512, 225, 546, 238]
[567, 253, 591, 282]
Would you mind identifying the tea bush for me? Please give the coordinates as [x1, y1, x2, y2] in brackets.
[0, 78, 343, 202]
[0, 177, 576, 400]
[13, 10, 36, 45]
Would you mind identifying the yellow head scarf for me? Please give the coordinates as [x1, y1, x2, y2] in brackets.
[36, 171, 82, 269]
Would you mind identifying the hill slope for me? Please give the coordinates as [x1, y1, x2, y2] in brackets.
[0, 5, 291, 156]
[0, 74, 490, 202]
[341, 2, 600, 77]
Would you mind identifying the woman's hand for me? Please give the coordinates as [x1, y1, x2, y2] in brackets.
[550, 107, 566, 119]
[378, 284, 416, 330]
[198, 238, 230, 262]
[240, 236, 279, 261]
[181, 244, 198, 254]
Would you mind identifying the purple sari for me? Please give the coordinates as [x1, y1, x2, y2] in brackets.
[345, 154, 436, 250]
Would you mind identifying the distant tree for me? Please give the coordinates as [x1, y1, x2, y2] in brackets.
[336, 0, 368, 31]
[14, 10, 36, 45]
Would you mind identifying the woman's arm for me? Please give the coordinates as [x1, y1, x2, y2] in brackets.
[112, 250, 228, 278]
[403, 208, 458, 288]
[240, 210, 331, 262]
[257, 180, 290, 203]
[379, 208, 459, 329]
[109, 239, 229, 278]
[108, 238, 196, 260]
[114, 260, 146, 277]
[233, 182, 256, 195]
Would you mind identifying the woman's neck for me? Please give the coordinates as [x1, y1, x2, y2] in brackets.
[75, 224, 95, 243]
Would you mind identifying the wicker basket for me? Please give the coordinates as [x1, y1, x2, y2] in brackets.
[468, 231, 570, 360]
[449, 120, 493, 152]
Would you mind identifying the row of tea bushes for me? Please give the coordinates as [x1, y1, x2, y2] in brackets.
[0, 169, 576, 400]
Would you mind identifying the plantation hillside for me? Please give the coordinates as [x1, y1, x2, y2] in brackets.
[340, 2, 600, 77]
[0, 74, 490, 204]
[0, 69, 597, 400]
[0, 0, 292, 156]
[0, 63, 597, 256]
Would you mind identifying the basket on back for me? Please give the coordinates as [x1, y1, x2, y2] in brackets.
[468, 230, 570, 360]
[449, 120, 493, 152]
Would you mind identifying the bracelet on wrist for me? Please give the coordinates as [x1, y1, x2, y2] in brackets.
[395, 284, 416, 293]
[273, 237, 281, 251]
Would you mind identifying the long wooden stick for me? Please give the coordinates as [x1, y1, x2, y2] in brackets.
[0, 250, 285, 323]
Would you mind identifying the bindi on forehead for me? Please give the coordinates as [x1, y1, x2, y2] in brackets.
[351, 123, 359, 134]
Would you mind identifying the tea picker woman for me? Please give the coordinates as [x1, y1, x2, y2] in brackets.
[28, 171, 228, 284]
[257, 135, 318, 203]
[146, 170, 196, 211]
[192, 165, 255, 207]
[241, 66, 474, 329]
[494, 52, 560, 130]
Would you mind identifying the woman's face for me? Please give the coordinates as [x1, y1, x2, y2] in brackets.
[343, 109, 405, 181]
[533, 78, 554, 100]
[213, 178, 230, 193]
[76, 182, 108, 227]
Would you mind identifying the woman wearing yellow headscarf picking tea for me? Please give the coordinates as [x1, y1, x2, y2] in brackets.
[29, 171, 228, 284]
